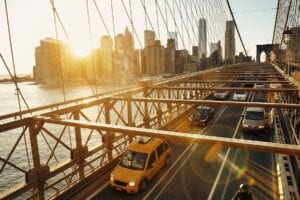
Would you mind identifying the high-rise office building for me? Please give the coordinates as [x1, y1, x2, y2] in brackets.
[100, 35, 113, 74]
[124, 27, 134, 53]
[198, 18, 207, 58]
[165, 39, 176, 73]
[115, 34, 124, 52]
[144, 30, 155, 47]
[225, 21, 235, 64]
[169, 32, 178, 49]
[143, 40, 165, 75]
[33, 38, 73, 83]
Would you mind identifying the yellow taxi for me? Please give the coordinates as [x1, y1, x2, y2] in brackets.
[110, 137, 171, 193]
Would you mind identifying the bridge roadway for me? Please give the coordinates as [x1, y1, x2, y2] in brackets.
[90, 84, 279, 199]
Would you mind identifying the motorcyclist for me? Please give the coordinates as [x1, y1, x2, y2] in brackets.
[232, 184, 253, 200]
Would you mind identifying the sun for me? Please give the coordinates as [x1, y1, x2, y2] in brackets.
[70, 42, 91, 58]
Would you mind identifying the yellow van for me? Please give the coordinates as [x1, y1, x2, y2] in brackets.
[110, 137, 171, 193]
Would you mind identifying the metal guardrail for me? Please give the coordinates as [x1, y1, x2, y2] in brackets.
[274, 109, 300, 200]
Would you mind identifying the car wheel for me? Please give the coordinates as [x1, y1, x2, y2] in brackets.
[165, 155, 171, 166]
[139, 179, 148, 192]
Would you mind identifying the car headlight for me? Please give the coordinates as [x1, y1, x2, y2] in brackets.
[243, 124, 248, 127]
[110, 173, 114, 181]
[258, 125, 264, 129]
[129, 180, 136, 186]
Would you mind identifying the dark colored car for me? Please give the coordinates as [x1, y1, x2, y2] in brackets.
[189, 106, 215, 126]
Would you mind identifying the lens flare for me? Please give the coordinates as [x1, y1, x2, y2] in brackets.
[205, 142, 222, 162]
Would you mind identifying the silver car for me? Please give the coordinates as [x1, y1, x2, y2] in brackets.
[213, 91, 229, 100]
[232, 91, 247, 101]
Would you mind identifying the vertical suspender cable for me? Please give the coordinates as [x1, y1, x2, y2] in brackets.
[86, 0, 98, 94]
[155, 0, 160, 39]
[4, 0, 24, 113]
[165, 0, 169, 37]
[3, 0, 31, 169]
[272, 0, 281, 45]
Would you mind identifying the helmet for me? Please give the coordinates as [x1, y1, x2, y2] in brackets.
[239, 184, 248, 190]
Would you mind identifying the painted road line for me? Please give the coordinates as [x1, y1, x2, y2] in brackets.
[86, 182, 109, 200]
[144, 106, 227, 200]
[207, 106, 247, 200]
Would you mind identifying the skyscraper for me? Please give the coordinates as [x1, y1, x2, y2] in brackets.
[33, 38, 73, 83]
[225, 21, 235, 64]
[169, 32, 178, 49]
[124, 27, 134, 52]
[198, 18, 207, 58]
[144, 30, 155, 47]
[100, 35, 113, 75]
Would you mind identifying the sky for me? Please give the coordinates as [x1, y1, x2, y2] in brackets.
[0, 0, 277, 75]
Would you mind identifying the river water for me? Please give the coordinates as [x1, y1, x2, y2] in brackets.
[0, 81, 130, 198]
[0, 82, 126, 115]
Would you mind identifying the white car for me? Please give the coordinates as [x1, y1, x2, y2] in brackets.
[213, 91, 229, 100]
[242, 107, 266, 132]
[254, 83, 265, 88]
[232, 91, 247, 101]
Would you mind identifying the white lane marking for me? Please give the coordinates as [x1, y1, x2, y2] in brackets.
[153, 148, 195, 200]
[207, 106, 247, 200]
[220, 148, 240, 200]
[143, 106, 227, 200]
[86, 182, 109, 200]
[207, 91, 255, 199]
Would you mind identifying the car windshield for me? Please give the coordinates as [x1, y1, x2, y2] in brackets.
[195, 108, 210, 116]
[245, 111, 264, 120]
[119, 150, 147, 170]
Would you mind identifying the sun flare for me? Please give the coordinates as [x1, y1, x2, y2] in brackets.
[71, 43, 91, 58]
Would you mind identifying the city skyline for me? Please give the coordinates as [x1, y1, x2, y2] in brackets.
[0, 0, 277, 74]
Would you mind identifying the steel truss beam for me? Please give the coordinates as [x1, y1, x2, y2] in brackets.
[174, 80, 290, 84]
[111, 97, 300, 109]
[35, 117, 300, 155]
[189, 76, 284, 78]
[149, 86, 299, 92]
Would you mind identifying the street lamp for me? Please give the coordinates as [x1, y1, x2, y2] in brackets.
[283, 26, 293, 44]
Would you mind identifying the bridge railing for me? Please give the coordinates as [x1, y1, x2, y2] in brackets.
[1, 63, 300, 199]
[0, 66, 225, 199]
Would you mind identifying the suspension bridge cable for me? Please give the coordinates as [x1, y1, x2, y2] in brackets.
[181, 0, 197, 45]
[50, 0, 59, 39]
[49, 0, 68, 104]
[93, 0, 113, 40]
[226, 0, 248, 57]
[165, 0, 169, 37]
[155, 0, 160, 39]
[4, 0, 28, 112]
[280, 0, 293, 47]
[156, 0, 171, 38]
[139, 0, 157, 40]
[143, 0, 147, 30]
[207, 1, 223, 42]
[172, 0, 194, 49]
[165, 0, 187, 50]
[120, 0, 143, 48]
[86, 0, 98, 94]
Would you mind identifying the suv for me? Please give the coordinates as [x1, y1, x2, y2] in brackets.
[189, 106, 215, 126]
[110, 137, 171, 193]
[242, 107, 266, 132]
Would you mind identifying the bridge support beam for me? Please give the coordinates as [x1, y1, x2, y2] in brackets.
[29, 122, 45, 200]
[73, 111, 85, 180]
